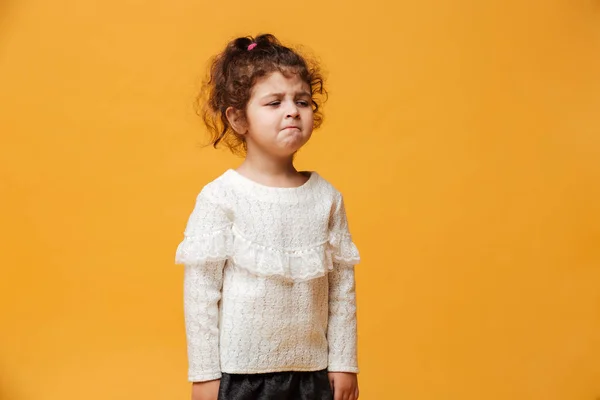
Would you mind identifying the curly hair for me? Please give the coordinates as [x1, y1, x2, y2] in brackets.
[195, 34, 327, 156]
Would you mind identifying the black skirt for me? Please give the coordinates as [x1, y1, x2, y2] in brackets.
[217, 369, 333, 400]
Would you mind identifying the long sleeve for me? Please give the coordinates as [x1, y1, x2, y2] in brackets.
[176, 188, 233, 382]
[183, 260, 225, 382]
[327, 192, 360, 373]
[327, 262, 359, 372]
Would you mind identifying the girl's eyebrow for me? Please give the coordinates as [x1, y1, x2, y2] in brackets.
[261, 91, 312, 99]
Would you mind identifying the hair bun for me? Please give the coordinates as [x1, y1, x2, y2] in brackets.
[231, 36, 254, 52]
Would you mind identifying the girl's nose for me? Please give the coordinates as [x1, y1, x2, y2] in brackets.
[285, 101, 300, 118]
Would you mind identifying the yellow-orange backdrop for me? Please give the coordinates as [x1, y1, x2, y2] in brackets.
[1, 0, 599, 399]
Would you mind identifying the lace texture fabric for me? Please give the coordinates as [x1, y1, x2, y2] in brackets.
[176, 170, 360, 381]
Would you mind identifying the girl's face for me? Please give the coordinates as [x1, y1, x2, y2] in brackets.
[243, 71, 314, 159]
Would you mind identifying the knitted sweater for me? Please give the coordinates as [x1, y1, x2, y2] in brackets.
[175, 169, 360, 382]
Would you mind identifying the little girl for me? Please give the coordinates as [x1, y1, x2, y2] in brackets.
[175, 34, 361, 400]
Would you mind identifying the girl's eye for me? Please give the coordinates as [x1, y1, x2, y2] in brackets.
[266, 100, 310, 107]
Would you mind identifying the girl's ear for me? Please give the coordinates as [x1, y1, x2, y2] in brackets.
[226, 107, 248, 135]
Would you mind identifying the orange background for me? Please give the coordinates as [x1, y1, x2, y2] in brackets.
[1, 0, 599, 399]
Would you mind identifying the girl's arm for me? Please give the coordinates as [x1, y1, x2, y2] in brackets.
[327, 192, 360, 373]
[177, 187, 232, 384]
[327, 263, 359, 372]
[183, 260, 225, 382]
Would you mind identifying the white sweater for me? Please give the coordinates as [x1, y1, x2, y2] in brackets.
[175, 169, 360, 382]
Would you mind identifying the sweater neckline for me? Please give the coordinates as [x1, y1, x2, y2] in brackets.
[223, 169, 319, 200]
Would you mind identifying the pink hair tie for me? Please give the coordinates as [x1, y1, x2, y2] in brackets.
[247, 43, 257, 51]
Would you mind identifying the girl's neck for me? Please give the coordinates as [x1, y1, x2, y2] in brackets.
[236, 152, 307, 188]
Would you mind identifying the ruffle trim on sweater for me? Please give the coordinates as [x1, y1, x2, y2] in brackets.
[328, 231, 361, 265]
[175, 226, 360, 281]
[175, 225, 233, 265]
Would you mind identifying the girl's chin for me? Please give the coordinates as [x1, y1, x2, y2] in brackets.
[248, 133, 311, 157]
[280, 138, 308, 153]
[280, 131, 311, 145]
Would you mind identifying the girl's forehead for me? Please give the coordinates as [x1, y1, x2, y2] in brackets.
[252, 71, 310, 95]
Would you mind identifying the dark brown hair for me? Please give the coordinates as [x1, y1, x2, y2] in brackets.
[196, 33, 327, 156]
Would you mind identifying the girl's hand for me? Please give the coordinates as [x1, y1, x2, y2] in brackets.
[328, 372, 359, 400]
[191, 379, 220, 400]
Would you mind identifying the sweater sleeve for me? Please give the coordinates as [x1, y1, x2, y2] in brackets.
[327, 193, 360, 373]
[183, 261, 225, 382]
[327, 263, 359, 373]
[176, 188, 232, 382]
